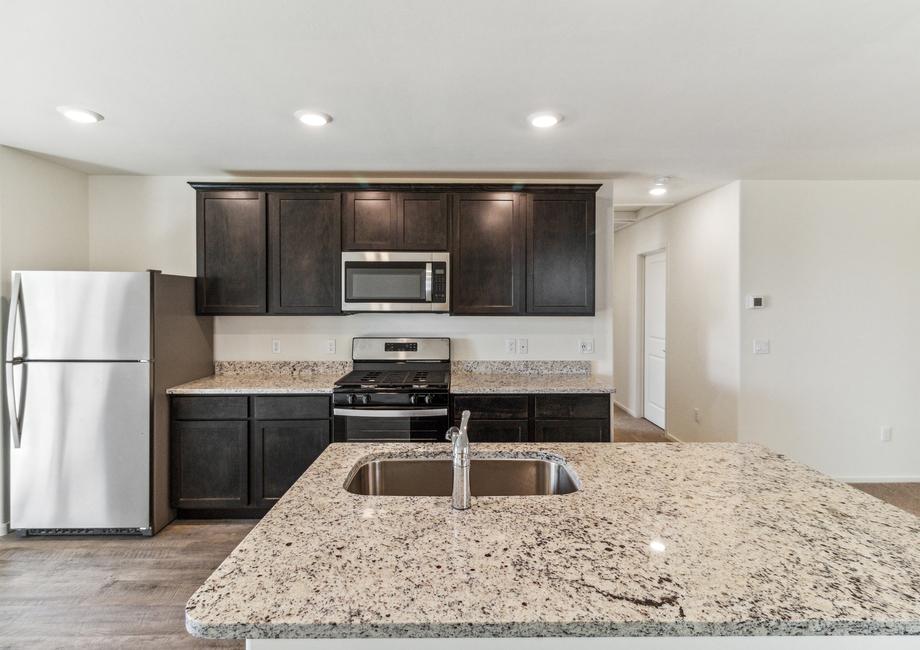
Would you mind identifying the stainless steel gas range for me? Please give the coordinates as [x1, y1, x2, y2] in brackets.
[332, 337, 451, 443]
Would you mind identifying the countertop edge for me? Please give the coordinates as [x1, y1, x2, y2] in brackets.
[186, 613, 920, 640]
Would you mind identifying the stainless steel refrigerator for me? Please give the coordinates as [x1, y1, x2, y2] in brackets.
[5, 271, 213, 535]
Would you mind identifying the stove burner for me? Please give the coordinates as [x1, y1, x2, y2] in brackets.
[334, 369, 449, 390]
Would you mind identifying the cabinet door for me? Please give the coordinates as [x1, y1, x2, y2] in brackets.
[452, 395, 529, 420]
[462, 419, 529, 443]
[342, 192, 398, 250]
[196, 191, 267, 314]
[172, 420, 248, 508]
[451, 192, 525, 314]
[527, 193, 595, 315]
[251, 420, 330, 507]
[396, 192, 449, 250]
[268, 193, 341, 314]
[535, 419, 610, 443]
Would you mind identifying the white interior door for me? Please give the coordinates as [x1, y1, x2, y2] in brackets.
[643, 252, 667, 429]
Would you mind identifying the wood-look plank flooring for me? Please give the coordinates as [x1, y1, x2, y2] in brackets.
[0, 520, 257, 649]
[613, 404, 671, 442]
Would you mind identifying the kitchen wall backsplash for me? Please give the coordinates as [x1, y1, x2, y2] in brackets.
[452, 361, 591, 375]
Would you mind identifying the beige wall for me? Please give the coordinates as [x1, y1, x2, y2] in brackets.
[0, 146, 89, 532]
[88, 175, 616, 377]
[613, 182, 741, 442]
[739, 181, 920, 481]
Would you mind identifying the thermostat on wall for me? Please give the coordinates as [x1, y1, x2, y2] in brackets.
[745, 295, 766, 309]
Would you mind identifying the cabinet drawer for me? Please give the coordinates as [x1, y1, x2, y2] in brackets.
[534, 394, 609, 419]
[252, 395, 330, 420]
[535, 419, 610, 443]
[461, 419, 528, 443]
[452, 395, 529, 420]
[171, 395, 248, 420]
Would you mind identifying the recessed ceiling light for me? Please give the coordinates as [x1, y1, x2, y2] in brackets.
[648, 177, 670, 196]
[56, 106, 104, 124]
[528, 112, 563, 128]
[295, 110, 332, 127]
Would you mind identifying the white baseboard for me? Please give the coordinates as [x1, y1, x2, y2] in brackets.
[0, 521, 9, 536]
[837, 475, 920, 484]
[613, 400, 637, 417]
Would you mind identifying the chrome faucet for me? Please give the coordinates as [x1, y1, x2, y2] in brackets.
[445, 410, 471, 510]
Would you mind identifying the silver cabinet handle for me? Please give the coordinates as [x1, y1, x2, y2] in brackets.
[334, 408, 447, 418]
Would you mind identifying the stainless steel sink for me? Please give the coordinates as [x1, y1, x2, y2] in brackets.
[345, 457, 579, 496]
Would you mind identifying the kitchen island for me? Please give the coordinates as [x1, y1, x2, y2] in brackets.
[186, 443, 920, 648]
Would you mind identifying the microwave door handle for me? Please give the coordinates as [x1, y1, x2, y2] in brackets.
[425, 262, 433, 302]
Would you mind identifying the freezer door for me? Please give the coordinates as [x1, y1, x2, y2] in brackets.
[9, 361, 151, 530]
[10, 271, 150, 361]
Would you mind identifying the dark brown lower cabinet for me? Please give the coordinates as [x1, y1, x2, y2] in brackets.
[460, 419, 528, 443]
[172, 420, 249, 509]
[450, 393, 611, 443]
[251, 420, 330, 508]
[171, 395, 331, 517]
[534, 419, 609, 442]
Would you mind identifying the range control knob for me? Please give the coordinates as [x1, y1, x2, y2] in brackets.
[410, 394, 419, 405]
[424, 394, 435, 405]
[346, 393, 356, 405]
[358, 394, 370, 405]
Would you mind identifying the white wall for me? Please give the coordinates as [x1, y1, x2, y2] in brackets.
[739, 181, 920, 481]
[613, 182, 740, 442]
[0, 146, 89, 532]
[88, 176, 615, 377]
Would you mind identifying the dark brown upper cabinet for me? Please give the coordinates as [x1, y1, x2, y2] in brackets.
[526, 193, 596, 315]
[395, 192, 449, 250]
[451, 192, 525, 315]
[196, 191, 267, 314]
[268, 193, 341, 315]
[342, 191, 448, 251]
[342, 191, 398, 250]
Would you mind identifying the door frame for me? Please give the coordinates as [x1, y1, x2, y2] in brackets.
[636, 247, 668, 429]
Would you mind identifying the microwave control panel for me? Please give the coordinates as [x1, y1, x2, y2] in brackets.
[431, 263, 447, 302]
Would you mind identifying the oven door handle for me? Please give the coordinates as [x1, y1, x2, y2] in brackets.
[334, 408, 448, 418]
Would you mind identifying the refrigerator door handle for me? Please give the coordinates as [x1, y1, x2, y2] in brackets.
[6, 272, 21, 362]
[6, 272, 23, 447]
[5, 359, 21, 448]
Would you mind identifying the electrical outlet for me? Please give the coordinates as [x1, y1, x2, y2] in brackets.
[505, 338, 517, 354]
[880, 426, 893, 442]
[693, 408, 701, 424]
[326, 338, 336, 354]
[579, 338, 595, 354]
[271, 338, 281, 354]
[516, 338, 529, 355]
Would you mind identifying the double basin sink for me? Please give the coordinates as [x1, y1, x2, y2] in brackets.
[345, 457, 579, 497]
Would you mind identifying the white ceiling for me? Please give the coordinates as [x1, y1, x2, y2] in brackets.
[2, 0, 920, 207]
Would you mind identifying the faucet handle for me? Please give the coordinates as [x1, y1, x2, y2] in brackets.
[445, 426, 460, 442]
[459, 410, 471, 434]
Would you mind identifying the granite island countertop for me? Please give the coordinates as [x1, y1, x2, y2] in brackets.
[185, 442, 920, 639]
[167, 373, 341, 394]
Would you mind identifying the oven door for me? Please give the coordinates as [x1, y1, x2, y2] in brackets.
[333, 407, 449, 443]
[341, 252, 449, 312]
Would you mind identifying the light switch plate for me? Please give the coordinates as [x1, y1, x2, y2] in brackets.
[271, 338, 281, 354]
[753, 339, 770, 355]
[505, 338, 517, 354]
[517, 338, 529, 355]
[880, 426, 893, 442]
[326, 338, 336, 354]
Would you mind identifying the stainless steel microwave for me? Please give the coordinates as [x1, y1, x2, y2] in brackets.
[341, 252, 449, 312]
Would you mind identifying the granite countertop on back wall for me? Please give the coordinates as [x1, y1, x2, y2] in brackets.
[167, 360, 615, 395]
[185, 442, 920, 639]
